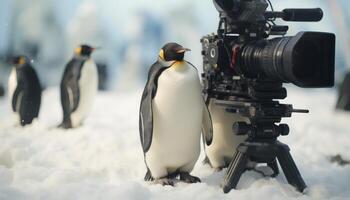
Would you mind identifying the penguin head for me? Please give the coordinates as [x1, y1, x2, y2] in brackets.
[9, 56, 30, 68]
[74, 44, 97, 57]
[159, 43, 190, 62]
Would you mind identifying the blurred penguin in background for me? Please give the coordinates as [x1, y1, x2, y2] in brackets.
[59, 45, 98, 129]
[8, 56, 42, 126]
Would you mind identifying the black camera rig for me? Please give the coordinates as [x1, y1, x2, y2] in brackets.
[201, 0, 335, 193]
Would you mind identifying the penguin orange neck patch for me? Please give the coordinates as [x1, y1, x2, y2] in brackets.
[75, 47, 82, 55]
[159, 49, 165, 60]
[19, 57, 26, 65]
[172, 61, 186, 69]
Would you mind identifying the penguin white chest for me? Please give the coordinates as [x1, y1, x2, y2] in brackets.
[8, 68, 22, 122]
[8, 69, 17, 104]
[205, 100, 249, 168]
[146, 62, 203, 176]
[70, 59, 98, 127]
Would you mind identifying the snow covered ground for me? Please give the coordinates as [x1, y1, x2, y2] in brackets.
[0, 87, 349, 200]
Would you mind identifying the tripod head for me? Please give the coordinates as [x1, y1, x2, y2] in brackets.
[213, 82, 308, 140]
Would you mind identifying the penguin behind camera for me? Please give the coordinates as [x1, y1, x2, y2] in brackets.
[59, 45, 98, 129]
[204, 100, 250, 170]
[139, 43, 213, 185]
[8, 56, 42, 126]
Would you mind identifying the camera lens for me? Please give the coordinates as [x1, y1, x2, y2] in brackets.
[238, 32, 335, 87]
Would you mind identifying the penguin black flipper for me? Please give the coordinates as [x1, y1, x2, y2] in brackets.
[25, 65, 42, 119]
[11, 82, 24, 112]
[202, 100, 213, 146]
[139, 61, 169, 153]
[144, 168, 154, 181]
[60, 58, 85, 126]
[60, 85, 74, 127]
[186, 61, 213, 146]
[12, 64, 42, 125]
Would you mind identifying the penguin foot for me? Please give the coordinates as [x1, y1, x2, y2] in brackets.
[213, 167, 224, 172]
[58, 122, 72, 129]
[179, 172, 201, 183]
[20, 119, 33, 126]
[155, 178, 174, 186]
[202, 156, 210, 165]
[144, 169, 154, 181]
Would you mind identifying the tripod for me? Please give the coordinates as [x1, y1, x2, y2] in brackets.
[222, 137, 306, 193]
[213, 85, 308, 193]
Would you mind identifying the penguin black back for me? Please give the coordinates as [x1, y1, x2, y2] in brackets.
[59, 44, 98, 128]
[60, 57, 86, 128]
[60, 44, 95, 119]
[10, 56, 42, 126]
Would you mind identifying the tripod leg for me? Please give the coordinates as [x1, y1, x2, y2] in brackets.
[222, 151, 249, 193]
[277, 149, 306, 192]
[267, 159, 279, 177]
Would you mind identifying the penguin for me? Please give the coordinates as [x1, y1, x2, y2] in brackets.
[204, 99, 250, 170]
[59, 44, 98, 129]
[139, 42, 213, 186]
[8, 56, 42, 126]
[0, 84, 4, 97]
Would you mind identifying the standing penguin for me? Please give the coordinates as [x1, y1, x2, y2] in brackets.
[139, 43, 213, 185]
[59, 44, 98, 129]
[8, 56, 42, 126]
[204, 100, 250, 170]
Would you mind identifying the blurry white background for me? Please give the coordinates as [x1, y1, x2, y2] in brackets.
[0, 1, 349, 200]
[0, 0, 349, 89]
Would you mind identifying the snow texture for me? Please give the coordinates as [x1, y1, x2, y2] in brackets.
[0, 87, 349, 200]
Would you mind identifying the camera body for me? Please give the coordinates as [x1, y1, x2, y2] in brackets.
[201, 0, 335, 132]
[201, 32, 335, 99]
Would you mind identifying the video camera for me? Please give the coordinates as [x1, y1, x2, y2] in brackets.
[201, 0, 336, 193]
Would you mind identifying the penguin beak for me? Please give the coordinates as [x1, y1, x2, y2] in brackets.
[92, 47, 102, 51]
[6, 57, 14, 65]
[7, 57, 19, 65]
[176, 48, 191, 54]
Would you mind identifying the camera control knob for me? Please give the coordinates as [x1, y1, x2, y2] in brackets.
[207, 44, 219, 66]
[278, 124, 290, 136]
[233, 122, 251, 135]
